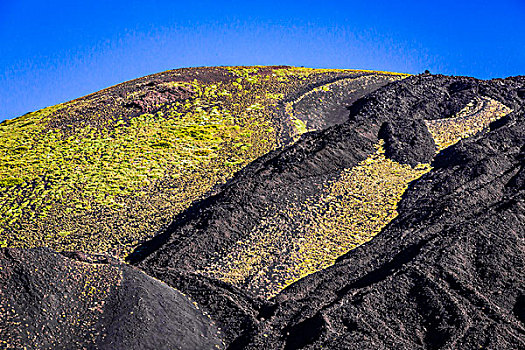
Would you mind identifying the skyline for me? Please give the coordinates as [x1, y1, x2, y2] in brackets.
[1, 0, 524, 121]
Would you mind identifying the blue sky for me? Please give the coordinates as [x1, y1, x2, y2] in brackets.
[1, 0, 524, 121]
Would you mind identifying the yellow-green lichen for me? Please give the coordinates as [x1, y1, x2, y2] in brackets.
[426, 97, 512, 151]
[0, 66, 405, 257]
[202, 141, 431, 298]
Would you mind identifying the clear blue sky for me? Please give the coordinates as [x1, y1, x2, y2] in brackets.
[1, 0, 524, 121]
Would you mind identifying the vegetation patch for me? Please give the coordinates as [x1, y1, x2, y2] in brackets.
[202, 141, 431, 298]
[0, 178, 24, 188]
[425, 97, 512, 150]
[199, 94, 513, 299]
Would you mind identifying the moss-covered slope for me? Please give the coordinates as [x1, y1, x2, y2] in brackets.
[0, 66, 403, 257]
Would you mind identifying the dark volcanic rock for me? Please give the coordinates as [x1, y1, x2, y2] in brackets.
[289, 74, 402, 131]
[97, 265, 223, 350]
[142, 268, 263, 345]
[132, 74, 522, 273]
[3, 71, 524, 350]
[233, 111, 525, 349]
[0, 248, 223, 350]
[378, 118, 437, 166]
[123, 81, 195, 113]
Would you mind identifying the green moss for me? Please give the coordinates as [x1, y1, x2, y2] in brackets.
[226, 67, 259, 77]
[426, 97, 512, 150]
[0, 178, 24, 188]
[245, 75, 259, 84]
[0, 66, 402, 257]
[194, 149, 212, 156]
[203, 141, 432, 298]
[292, 117, 308, 135]
[12, 146, 29, 153]
[247, 103, 264, 111]
[224, 159, 244, 167]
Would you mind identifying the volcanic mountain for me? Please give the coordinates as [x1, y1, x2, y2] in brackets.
[0, 66, 523, 349]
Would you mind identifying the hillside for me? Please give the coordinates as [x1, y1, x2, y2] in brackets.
[0, 67, 524, 349]
[0, 66, 403, 257]
[0, 248, 224, 349]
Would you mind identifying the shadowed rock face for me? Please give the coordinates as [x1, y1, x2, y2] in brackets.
[1, 69, 524, 350]
[378, 118, 437, 166]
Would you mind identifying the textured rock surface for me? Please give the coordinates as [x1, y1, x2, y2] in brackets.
[133, 74, 525, 349]
[0, 248, 223, 350]
[238, 108, 525, 349]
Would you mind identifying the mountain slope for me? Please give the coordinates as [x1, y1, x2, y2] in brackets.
[0, 66, 402, 257]
[0, 67, 524, 349]
[237, 107, 525, 349]
[0, 248, 223, 349]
